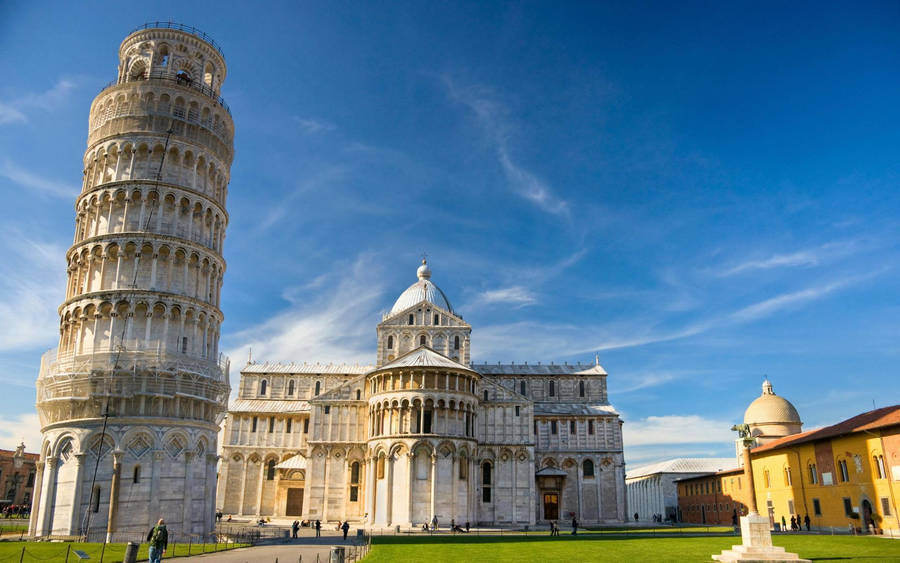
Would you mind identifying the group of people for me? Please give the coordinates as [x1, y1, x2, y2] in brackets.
[780, 514, 811, 532]
[0, 504, 28, 519]
[549, 517, 579, 536]
[289, 519, 351, 540]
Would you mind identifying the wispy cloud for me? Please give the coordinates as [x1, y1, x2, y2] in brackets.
[293, 116, 336, 134]
[443, 76, 570, 217]
[470, 285, 537, 308]
[223, 253, 385, 369]
[716, 239, 862, 277]
[729, 274, 876, 322]
[0, 78, 78, 125]
[0, 232, 67, 352]
[0, 159, 77, 198]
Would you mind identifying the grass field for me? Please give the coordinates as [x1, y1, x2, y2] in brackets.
[0, 541, 250, 562]
[363, 534, 900, 562]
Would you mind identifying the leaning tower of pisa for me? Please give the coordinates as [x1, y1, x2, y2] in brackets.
[30, 23, 234, 541]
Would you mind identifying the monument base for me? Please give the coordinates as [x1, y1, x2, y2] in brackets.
[712, 514, 810, 562]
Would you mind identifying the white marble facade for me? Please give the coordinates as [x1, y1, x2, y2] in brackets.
[218, 261, 626, 527]
[31, 24, 233, 541]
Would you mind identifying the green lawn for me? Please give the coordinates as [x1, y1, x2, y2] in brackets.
[0, 541, 249, 562]
[363, 534, 900, 562]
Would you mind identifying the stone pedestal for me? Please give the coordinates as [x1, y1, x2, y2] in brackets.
[712, 514, 810, 562]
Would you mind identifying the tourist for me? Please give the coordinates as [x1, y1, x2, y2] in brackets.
[634, 512, 639, 521]
[146, 518, 168, 563]
[795, 514, 801, 532]
[432, 515, 438, 531]
[572, 517, 578, 535]
[781, 515, 786, 531]
[789, 515, 796, 531]
[315, 519, 321, 538]
[804, 514, 810, 531]
[342, 520, 350, 540]
[451, 518, 456, 534]
[465, 521, 470, 533]
[292, 520, 299, 538]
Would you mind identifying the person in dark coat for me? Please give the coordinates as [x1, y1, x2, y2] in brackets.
[147, 519, 168, 563]
[315, 519, 321, 538]
[341, 520, 350, 540]
[292, 520, 299, 538]
[572, 517, 578, 535]
[804, 514, 811, 531]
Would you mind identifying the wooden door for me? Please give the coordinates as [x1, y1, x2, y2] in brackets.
[286, 488, 304, 516]
[543, 493, 559, 520]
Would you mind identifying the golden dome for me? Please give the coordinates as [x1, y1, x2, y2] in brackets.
[743, 379, 801, 425]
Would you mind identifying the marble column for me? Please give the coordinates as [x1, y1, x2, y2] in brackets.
[386, 454, 395, 526]
[40, 457, 58, 535]
[106, 451, 123, 542]
[68, 454, 86, 534]
[429, 453, 437, 522]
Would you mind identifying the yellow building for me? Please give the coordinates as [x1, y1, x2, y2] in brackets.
[747, 405, 900, 536]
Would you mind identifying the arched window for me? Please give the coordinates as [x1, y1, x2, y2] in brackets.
[520, 381, 526, 395]
[482, 462, 492, 503]
[420, 335, 426, 346]
[356, 389, 361, 400]
[288, 380, 295, 396]
[377, 455, 386, 479]
[314, 381, 320, 396]
[350, 461, 360, 501]
[91, 486, 101, 513]
[133, 465, 141, 483]
[583, 459, 594, 478]
[409, 314, 414, 325]
[260, 379, 267, 396]
[266, 459, 276, 481]
[434, 314, 439, 325]
[459, 452, 468, 479]
[549, 381, 555, 397]
[387, 336, 393, 349]
[579, 381, 585, 398]
[454, 336, 460, 350]
[483, 390, 489, 401]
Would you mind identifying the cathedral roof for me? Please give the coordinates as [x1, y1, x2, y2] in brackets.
[242, 362, 373, 375]
[472, 363, 608, 376]
[230, 399, 310, 413]
[743, 379, 801, 426]
[533, 403, 619, 416]
[389, 259, 454, 315]
[276, 454, 308, 470]
[375, 345, 473, 372]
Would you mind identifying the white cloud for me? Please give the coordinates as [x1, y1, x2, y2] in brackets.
[223, 253, 385, 369]
[0, 101, 26, 125]
[443, 77, 570, 217]
[470, 285, 537, 308]
[293, 116, 336, 134]
[0, 78, 77, 126]
[0, 159, 77, 198]
[729, 274, 873, 322]
[623, 414, 735, 447]
[0, 232, 66, 352]
[0, 412, 43, 453]
[717, 239, 861, 277]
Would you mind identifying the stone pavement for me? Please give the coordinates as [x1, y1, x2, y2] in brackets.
[177, 543, 335, 563]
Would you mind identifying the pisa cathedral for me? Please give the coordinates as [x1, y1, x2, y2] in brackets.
[218, 261, 627, 526]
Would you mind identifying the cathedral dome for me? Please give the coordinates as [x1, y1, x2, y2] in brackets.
[390, 259, 454, 315]
[744, 379, 802, 426]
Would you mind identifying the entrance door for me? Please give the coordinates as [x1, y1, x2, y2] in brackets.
[285, 488, 304, 516]
[543, 493, 559, 520]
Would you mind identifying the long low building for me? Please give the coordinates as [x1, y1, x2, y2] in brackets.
[626, 458, 737, 522]
[217, 260, 627, 526]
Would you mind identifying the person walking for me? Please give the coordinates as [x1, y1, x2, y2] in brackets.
[804, 514, 811, 531]
[781, 515, 786, 531]
[572, 517, 578, 535]
[342, 520, 350, 541]
[146, 518, 168, 563]
[465, 521, 470, 533]
[431, 515, 438, 531]
[292, 520, 299, 538]
[451, 518, 456, 534]
[315, 519, 321, 538]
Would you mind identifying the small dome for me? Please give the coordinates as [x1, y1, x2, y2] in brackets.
[390, 259, 454, 315]
[744, 379, 801, 425]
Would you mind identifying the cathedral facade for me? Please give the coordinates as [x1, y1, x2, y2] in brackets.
[218, 261, 626, 526]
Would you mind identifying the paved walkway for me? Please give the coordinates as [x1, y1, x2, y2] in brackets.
[177, 543, 337, 563]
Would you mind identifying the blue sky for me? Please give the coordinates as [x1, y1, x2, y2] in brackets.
[1, 2, 899, 465]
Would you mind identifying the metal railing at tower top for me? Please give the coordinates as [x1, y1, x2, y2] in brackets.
[129, 21, 225, 58]
[99, 71, 232, 116]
